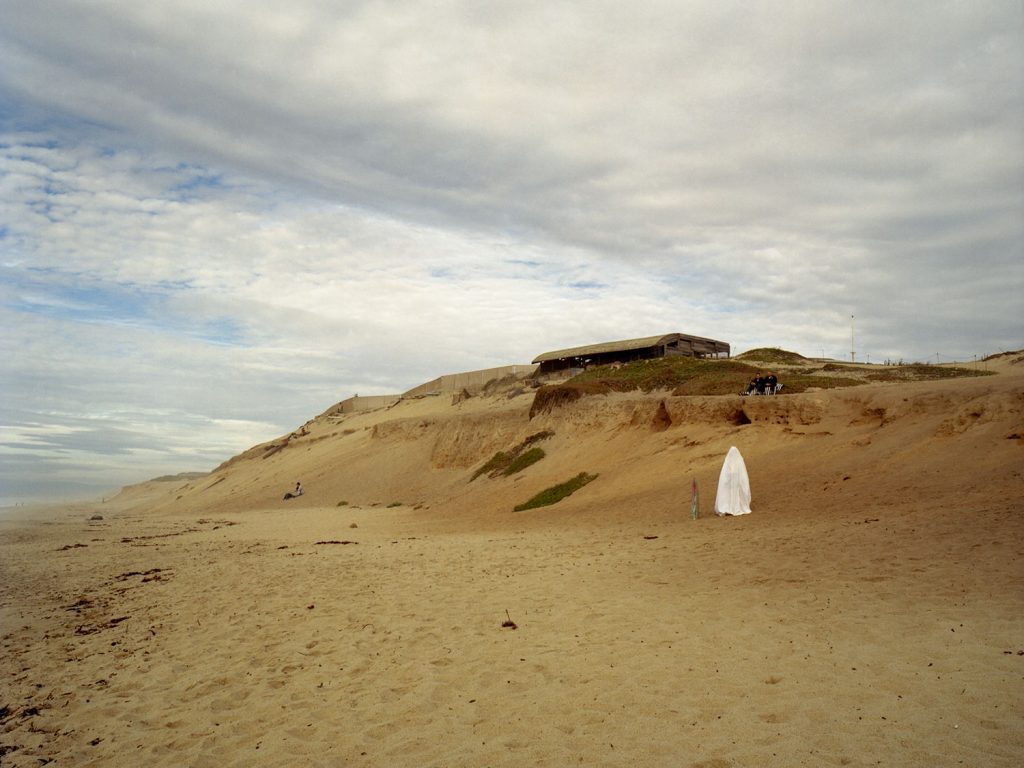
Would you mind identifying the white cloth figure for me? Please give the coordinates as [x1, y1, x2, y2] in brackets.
[714, 446, 752, 516]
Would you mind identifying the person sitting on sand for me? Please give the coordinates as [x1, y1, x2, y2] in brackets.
[764, 371, 779, 394]
[283, 482, 304, 500]
[744, 374, 764, 396]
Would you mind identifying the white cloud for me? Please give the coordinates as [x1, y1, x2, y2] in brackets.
[0, 1, 1021, 502]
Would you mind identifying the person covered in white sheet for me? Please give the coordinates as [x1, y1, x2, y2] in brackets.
[714, 447, 752, 516]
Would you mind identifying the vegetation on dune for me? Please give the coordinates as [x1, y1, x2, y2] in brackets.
[775, 373, 865, 391]
[504, 447, 546, 475]
[532, 357, 758, 409]
[569, 355, 722, 390]
[734, 347, 808, 364]
[529, 380, 618, 417]
[513, 472, 598, 511]
[668, 361, 864, 396]
[530, 356, 857, 417]
[471, 430, 554, 481]
[983, 349, 1023, 362]
[529, 351, 994, 416]
[666, 359, 766, 396]
[865, 364, 994, 382]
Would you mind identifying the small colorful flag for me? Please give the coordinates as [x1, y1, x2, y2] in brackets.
[691, 478, 699, 520]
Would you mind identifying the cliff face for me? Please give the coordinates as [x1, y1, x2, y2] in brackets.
[127, 359, 1023, 526]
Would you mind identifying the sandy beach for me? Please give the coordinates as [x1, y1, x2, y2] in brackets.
[2, 356, 1022, 767]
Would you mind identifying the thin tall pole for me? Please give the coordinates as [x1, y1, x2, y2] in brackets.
[851, 315, 855, 363]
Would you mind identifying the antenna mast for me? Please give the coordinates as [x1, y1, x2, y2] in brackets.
[850, 315, 855, 363]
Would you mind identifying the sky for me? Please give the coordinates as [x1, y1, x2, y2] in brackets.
[1, 1, 1022, 505]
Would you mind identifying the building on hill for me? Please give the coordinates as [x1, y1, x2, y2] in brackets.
[532, 333, 730, 375]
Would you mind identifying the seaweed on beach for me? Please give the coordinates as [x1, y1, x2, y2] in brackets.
[74, 616, 130, 635]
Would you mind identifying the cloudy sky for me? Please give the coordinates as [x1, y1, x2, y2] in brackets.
[1, 1, 1021, 504]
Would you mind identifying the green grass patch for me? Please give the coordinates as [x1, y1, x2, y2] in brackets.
[529, 352, 998, 417]
[336, 500, 348, 507]
[503, 446, 546, 475]
[569, 355, 824, 395]
[386, 502, 403, 508]
[734, 347, 808, 364]
[865, 364, 994, 382]
[765, 373, 866, 393]
[513, 472, 598, 511]
[531, 358, 760, 415]
[471, 450, 513, 481]
[570, 355, 733, 391]
[471, 431, 554, 481]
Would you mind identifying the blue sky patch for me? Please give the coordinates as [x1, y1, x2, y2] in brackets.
[7, 270, 247, 347]
[167, 167, 228, 201]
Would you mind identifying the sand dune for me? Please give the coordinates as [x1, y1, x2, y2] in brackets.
[2, 355, 1022, 766]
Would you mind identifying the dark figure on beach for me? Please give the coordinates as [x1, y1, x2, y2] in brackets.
[744, 374, 764, 395]
[764, 372, 779, 393]
[283, 482, 304, 500]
